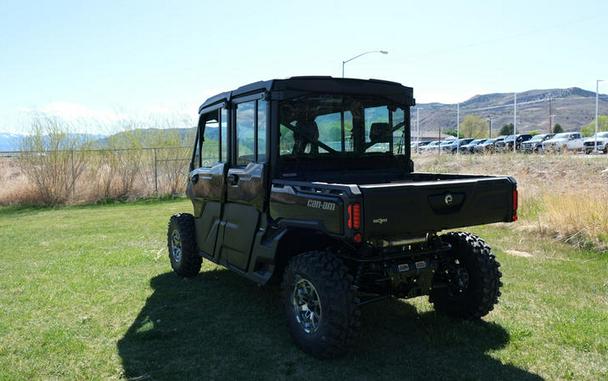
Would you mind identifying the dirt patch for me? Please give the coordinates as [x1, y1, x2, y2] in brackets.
[505, 249, 533, 258]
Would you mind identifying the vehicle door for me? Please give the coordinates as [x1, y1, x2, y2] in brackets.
[217, 95, 268, 271]
[570, 133, 583, 149]
[188, 106, 230, 258]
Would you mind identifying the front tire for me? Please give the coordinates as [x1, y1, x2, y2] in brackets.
[167, 213, 201, 278]
[281, 251, 360, 358]
[430, 232, 502, 319]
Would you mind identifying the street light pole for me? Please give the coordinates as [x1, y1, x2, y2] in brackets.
[342, 50, 388, 78]
[513, 93, 517, 153]
[596, 80, 604, 152]
[487, 117, 492, 138]
[416, 107, 421, 154]
[456, 103, 460, 154]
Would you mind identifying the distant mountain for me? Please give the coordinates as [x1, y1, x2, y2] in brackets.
[0, 133, 106, 152]
[0, 133, 24, 151]
[415, 87, 608, 136]
[94, 127, 196, 148]
[3, 86, 606, 149]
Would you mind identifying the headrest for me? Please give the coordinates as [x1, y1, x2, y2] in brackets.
[369, 122, 391, 143]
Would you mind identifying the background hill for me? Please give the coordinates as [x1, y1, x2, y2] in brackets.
[93, 128, 195, 148]
[415, 87, 608, 136]
[2, 87, 607, 150]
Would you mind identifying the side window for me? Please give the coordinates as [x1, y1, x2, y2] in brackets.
[201, 110, 220, 167]
[257, 100, 267, 162]
[279, 123, 294, 155]
[236, 101, 256, 166]
[191, 130, 201, 169]
[221, 108, 228, 162]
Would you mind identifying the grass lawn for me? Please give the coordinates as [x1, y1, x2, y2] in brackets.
[0, 199, 606, 380]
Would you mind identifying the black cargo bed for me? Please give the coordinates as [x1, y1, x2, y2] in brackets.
[359, 173, 517, 240]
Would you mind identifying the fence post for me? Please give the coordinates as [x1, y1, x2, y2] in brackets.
[153, 148, 158, 196]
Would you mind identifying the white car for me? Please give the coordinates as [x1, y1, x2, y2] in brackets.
[582, 132, 608, 154]
[542, 132, 584, 153]
[419, 140, 441, 153]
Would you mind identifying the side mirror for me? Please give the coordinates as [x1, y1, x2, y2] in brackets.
[369, 123, 391, 143]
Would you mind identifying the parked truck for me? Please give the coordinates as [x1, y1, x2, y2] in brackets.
[167, 77, 518, 358]
[542, 132, 584, 153]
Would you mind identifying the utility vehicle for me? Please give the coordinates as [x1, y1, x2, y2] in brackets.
[167, 77, 518, 358]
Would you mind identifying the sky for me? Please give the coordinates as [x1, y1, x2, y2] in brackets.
[1, 0, 607, 134]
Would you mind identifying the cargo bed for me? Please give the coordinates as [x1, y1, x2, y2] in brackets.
[359, 173, 517, 240]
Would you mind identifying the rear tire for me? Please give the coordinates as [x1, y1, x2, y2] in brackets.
[167, 213, 201, 278]
[281, 250, 360, 358]
[430, 232, 502, 319]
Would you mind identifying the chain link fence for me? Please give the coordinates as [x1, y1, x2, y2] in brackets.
[0, 146, 192, 205]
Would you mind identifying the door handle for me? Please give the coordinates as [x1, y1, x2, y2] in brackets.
[227, 173, 239, 185]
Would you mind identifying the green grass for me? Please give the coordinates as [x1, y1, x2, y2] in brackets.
[0, 200, 606, 380]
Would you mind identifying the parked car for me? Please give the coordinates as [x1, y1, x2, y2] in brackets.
[474, 136, 506, 153]
[440, 138, 474, 153]
[542, 132, 584, 153]
[419, 140, 441, 153]
[583, 132, 608, 154]
[410, 140, 432, 152]
[520, 133, 554, 153]
[168, 77, 517, 358]
[496, 134, 533, 151]
[460, 138, 486, 154]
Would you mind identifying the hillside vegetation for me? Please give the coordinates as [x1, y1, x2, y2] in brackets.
[415, 153, 608, 251]
[416, 87, 608, 135]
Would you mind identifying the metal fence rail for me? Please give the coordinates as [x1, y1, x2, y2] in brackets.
[0, 146, 193, 200]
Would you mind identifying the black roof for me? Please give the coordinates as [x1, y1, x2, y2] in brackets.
[198, 76, 415, 113]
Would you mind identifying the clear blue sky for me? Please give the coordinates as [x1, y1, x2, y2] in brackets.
[1, 0, 606, 133]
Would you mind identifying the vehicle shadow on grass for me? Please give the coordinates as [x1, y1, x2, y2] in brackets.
[118, 270, 542, 381]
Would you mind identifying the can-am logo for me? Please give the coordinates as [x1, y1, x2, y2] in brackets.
[306, 199, 336, 211]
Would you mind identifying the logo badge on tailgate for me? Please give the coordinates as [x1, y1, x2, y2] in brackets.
[444, 193, 454, 206]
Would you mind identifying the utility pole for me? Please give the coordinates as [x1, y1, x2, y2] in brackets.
[438, 123, 442, 156]
[548, 96, 553, 133]
[513, 93, 517, 153]
[596, 80, 604, 152]
[487, 118, 492, 138]
[416, 107, 421, 154]
[456, 103, 460, 154]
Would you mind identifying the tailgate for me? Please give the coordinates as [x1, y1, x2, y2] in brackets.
[359, 176, 516, 240]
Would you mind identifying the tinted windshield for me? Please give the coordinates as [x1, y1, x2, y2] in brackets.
[279, 95, 408, 159]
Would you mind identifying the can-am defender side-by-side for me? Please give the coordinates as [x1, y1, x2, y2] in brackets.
[167, 77, 517, 358]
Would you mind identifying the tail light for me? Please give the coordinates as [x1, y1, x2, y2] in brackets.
[512, 189, 518, 221]
[347, 202, 361, 230]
